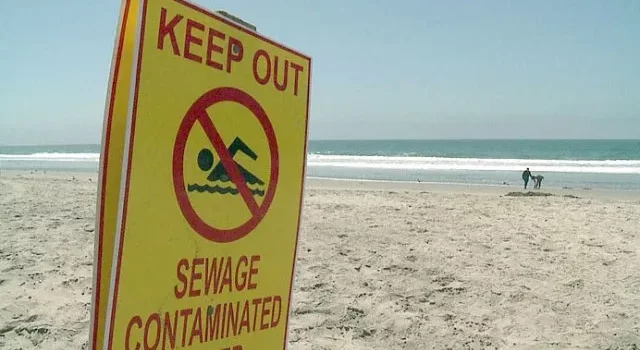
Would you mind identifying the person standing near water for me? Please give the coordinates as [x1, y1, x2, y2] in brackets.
[522, 167, 532, 189]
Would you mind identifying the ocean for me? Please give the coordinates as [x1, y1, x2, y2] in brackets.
[1, 140, 639, 190]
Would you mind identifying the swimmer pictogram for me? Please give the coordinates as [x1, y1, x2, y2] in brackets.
[188, 137, 266, 197]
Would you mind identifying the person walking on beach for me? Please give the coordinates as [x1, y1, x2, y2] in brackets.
[522, 167, 532, 189]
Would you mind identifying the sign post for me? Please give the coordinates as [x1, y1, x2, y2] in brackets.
[91, 0, 311, 349]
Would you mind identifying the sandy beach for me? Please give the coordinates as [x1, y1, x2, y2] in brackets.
[1, 171, 639, 349]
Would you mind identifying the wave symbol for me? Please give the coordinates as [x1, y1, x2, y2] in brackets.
[187, 184, 265, 197]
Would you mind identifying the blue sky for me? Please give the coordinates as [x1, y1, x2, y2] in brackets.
[1, 0, 639, 145]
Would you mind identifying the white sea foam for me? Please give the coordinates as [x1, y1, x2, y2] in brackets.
[0, 153, 100, 162]
[2, 152, 639, 175]
[307, 154, 640, 175]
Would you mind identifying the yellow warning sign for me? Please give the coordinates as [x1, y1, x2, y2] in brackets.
[102, 0, 311, 349]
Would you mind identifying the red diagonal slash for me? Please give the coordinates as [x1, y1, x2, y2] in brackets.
[196, 110, 260, 216]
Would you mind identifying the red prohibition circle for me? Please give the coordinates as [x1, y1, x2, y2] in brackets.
[172, 87, 279, 243]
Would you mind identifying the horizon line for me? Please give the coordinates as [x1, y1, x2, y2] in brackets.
[1, 138, 640, 147]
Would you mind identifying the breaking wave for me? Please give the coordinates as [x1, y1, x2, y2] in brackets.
[307, 154, 640, 175]
[3, 152, 639, 175]
[0, 152, 100, 162]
